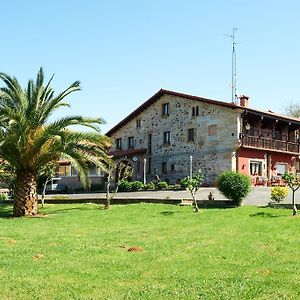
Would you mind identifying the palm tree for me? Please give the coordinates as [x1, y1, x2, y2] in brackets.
[0, 68, 111, 217]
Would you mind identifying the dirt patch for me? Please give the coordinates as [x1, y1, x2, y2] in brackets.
[127, 246, 143, 252]
[33, 253, 45, 260]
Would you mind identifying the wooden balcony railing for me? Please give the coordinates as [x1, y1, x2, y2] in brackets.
[240, 134, 300, 154]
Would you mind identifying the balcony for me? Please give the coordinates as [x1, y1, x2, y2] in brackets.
[240, 134, 300, 154]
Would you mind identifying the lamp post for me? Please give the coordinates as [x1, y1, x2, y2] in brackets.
[189, 155, 193, 178]
[143, 158, 147, 184]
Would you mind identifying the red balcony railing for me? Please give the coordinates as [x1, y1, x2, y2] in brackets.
[240, 134, 300, 154]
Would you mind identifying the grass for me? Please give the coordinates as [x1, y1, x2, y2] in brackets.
[0, 204, 300, 299]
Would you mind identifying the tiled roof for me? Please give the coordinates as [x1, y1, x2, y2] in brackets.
[106, 89, 300, 136]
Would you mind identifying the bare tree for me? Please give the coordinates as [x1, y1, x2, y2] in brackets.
[282, 172, 300, 216]
[180, 170, 204, 213]
[104, 162, 132, 209]
[284, 102, 300, 118]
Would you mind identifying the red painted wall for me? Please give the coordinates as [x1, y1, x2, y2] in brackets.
[237, 148, 265, 175]
[237, 148, 296, 177]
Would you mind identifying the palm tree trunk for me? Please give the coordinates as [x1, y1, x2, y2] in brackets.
[13, 170, 38, 217]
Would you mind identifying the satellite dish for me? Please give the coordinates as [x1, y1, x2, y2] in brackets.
[132, 157, 138, 162]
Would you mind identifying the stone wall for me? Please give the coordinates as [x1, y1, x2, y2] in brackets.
[110, 94, 242, 185]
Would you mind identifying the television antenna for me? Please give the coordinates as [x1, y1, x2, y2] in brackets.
[225, 28, 238, 104]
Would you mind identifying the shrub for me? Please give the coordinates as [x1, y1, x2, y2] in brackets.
[216, 171, 251, 206]
[144, 182, 155, 190]
[131, 181, 144, 191]
[0, 193, 8, 201]
[168, 184, 182, 190]
[118, 180, 132, 192]
[156, 181, 168, 190]
[271, 186, 288, 203]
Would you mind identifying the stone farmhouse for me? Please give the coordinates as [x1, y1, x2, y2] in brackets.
[106, 89, 300, 186]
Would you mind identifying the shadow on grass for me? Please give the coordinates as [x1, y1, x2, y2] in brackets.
[45, 206, 91, 215]
[0, 206, 13, 218]
[249, 212, 287, 218]
[161, 211, 175, 215]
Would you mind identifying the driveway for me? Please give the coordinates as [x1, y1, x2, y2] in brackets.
[44, 187, 297, 206]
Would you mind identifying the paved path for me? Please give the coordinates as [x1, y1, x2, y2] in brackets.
[44, 187, 298, 206]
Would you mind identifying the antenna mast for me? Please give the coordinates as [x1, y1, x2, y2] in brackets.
[226, 28, 238, 104]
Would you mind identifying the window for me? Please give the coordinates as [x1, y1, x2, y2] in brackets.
[276, 163, 286, 176]
[163, 131, 171, 145]
[208, 124, 217, 136]
[136, 120, 141, 128]
[162, 103, 169, 116]
[128, 136, 134, 149]
[250, 161, 262, 176]
[171, 164, 175, 172]
[71, 165, 78, 176]
[58, 164, 71, 176]
[192, 106, 199, 117]
[88, 164, 97, 176]
[162, 162, 167, 174]
[137, 161, 141, 173]
[188, 128, 195, 142]
[116, 138, 122, 150]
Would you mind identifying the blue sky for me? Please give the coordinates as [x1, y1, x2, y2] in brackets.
[1, 1, 300, 132]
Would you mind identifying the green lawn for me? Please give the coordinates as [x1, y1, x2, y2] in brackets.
[0, 204, 300, 299]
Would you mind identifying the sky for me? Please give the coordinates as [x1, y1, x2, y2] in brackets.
[1, 0, 300, 133]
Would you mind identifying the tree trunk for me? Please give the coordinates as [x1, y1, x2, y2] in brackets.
[104, 172, 111, 209]
[192, 191, 199, 213]
[292, 190, 297, 216]
[13, 170, 38, 217]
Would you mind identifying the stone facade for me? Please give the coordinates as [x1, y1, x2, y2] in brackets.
[108, 93, 243, 185]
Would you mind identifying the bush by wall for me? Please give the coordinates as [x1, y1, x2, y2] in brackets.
[216, 171, 251, 206]
[270, 186, 288, 203]
[156, 181, 168, 190]
[130, 181, 144, 191]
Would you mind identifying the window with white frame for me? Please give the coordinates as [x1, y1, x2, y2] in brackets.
[250, 161, 262, 176]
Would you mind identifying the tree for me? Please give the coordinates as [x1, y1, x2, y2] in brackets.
[284, 102, 300, 118]
[104, 162, 132, 209]
[38, 162, 58, 208]
[180, 170, 204, 212]
[282, 172, 300, 216]
[0, 68, 111, 217]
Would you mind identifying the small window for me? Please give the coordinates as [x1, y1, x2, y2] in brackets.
[192, 106, 199, 117]
[136, 120, 141, 128]
[250, 161, 262, 176]
[162, 162, 167, 174]
[188, 128, 195, 142]
[208, 124, 217, 136]
[128, 136, 134, 149]
[163, 131, 171, 145]
[171, 164, 175, 172]
[116, 138, 122, 150]
[162, 103, 169, 116]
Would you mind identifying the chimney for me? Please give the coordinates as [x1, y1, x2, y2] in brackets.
[239, 95, 249, 108]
